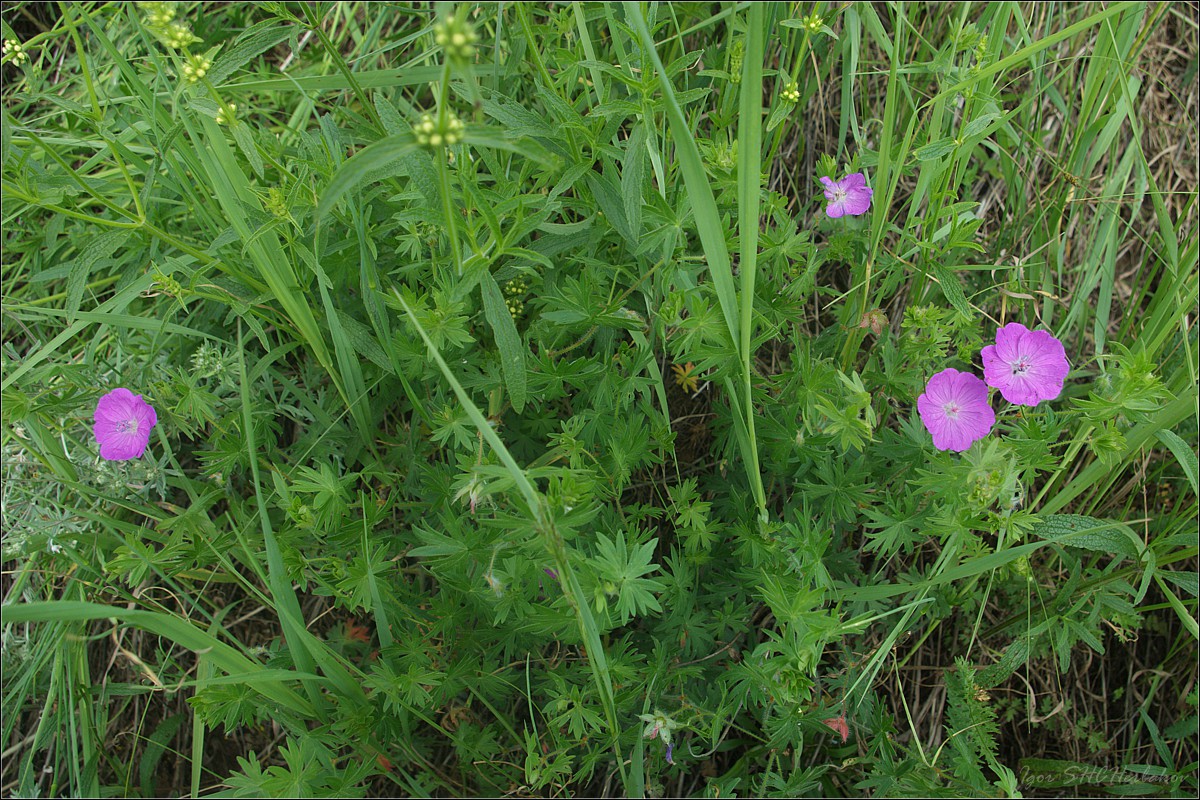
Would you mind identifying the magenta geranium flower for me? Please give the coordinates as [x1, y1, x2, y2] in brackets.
[820, 172, 873, 218]
[981, 322, 1069, 406]
[917, 368, 995, 452]
[93, 388, 157, 461]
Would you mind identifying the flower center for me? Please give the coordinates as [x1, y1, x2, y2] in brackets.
[832, 188, 847, 203]
[942, 402, 961, 420]
[117, 418, 139, 435]
[1011, 356, 1032, 376]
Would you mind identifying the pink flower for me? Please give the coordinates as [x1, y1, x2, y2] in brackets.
[93, 388, 157, 461]
[820, 172, 873, 218]
[981, 322, 1069, 406]
[917, 368, 995, 452]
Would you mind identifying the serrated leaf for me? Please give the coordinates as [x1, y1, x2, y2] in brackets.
[207, 22, 293, 86]
[1160, 570, 1199, 598]
[373, 91, 406, 135]
[231, 122, 264, 179]
[585, 169, 634, 246]
[1032, 514, 1141, 560]
[961, 112, 999, 141]
[67, 230, 128, 320]
[978, 637, 1030, 687]
[317, 133, 419, 222]
[930, 263, 972, 319]
[914, 136, 957, 162]
[480, 272, 527, 413]
[766, 100, 793, 133]
[622, 123, 646, 242]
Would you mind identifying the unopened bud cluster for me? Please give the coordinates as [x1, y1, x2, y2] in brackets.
[781, 81, 800, 104]
[2, 39, 28, 66]
[433, 17, 477, 61]
[151, 266, 183, 297]
[144, 3, 201, 49]
[803, 14, 824, 33]
[215, 103, 237, 126]
[728, 40, 744, 83]
[181, 53, 211, 83]
[413, 112, 465, 149]
[144, 2, 175, 27]
[504, 277, 527, 317]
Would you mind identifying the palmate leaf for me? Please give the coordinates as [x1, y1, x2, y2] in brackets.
[594, 532, 665, 624]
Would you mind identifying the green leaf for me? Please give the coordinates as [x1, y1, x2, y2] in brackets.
[930, 263, 973, 319]
[316, 132, 419, 222]
[1156, 428, 1199, 496]
[1032, 514, 1141, 560]
[1155, 574, 1200, 640]
[584, 169, 633, 246]
[622, 123, 646, 240]
[480, 271, 528, 413]
[67, 230, 127, 320]
[140, 714, 186, 798]
[1160, 570, 1199, 598]
[4, 601, 313, 717]
[960, 112, 999, 140]
[231, 122, 264, 179]
[914, 136, 957, 161]
[207, 22, 294, 86]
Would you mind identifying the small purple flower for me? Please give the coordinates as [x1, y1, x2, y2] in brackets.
[981, 322, 1069, 406]
[544, 568, 559, 581]
[820, 172, 873, 218]
[665, 741, 674, 765]
[93, 388, 157, 461]
[917, 368, 994, 452]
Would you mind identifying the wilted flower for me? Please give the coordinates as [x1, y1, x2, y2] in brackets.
[820, 172, 873, 218]
[822, 711, 850, 742]
[981, 322, 1069, 406]
[858, 308, 889, 336]
[94, 388, 158, 461]
[640, 709, 678, 742]
[917, 368, 994, 452]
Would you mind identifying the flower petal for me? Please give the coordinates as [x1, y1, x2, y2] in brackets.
[133, 398, 158, 431]
[100, 430, 146, 461]
[93, 388, 157, 461]
[918, 368, 993, 451]
[992, 322, 1030, 362]
[841, 172, 866, 189]
[95, 388, 136, 423]
[842, 186, 873, 216]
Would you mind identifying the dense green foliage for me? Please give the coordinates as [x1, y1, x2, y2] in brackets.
[2, 2, 1197, 796]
